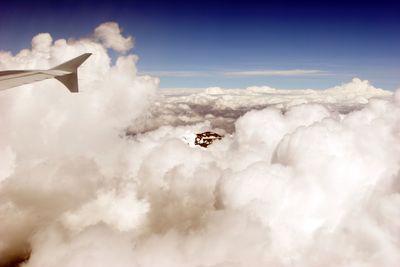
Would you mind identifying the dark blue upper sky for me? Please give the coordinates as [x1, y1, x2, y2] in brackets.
[1, 0, 399, 89]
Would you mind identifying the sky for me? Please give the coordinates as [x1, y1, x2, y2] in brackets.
[0, 0, 399, 90]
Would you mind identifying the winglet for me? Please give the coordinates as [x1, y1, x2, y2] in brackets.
[52, 53, 91, 93]
[52, 53, 92, 72]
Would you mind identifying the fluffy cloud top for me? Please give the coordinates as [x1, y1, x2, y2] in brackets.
[0, 22, 399, 267]
[94, 22, 134, 53]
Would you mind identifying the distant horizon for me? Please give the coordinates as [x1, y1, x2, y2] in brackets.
[153, 76, 390, 91]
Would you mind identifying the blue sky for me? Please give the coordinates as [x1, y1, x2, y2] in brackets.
[1, 0, 399, 90]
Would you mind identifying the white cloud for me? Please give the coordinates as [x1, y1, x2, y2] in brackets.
[94, 22, 134, 53]
[0, 21, 158, 266]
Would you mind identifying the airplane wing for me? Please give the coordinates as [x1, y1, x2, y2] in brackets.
[0, 53, 91, 93]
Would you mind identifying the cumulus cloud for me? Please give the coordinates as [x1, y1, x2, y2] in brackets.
[0, 21, 158, 266]
[94, 22, 134, 53]
[0, 21, 399, 267]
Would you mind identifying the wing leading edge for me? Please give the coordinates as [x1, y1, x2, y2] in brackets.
[0, 53, 91, 93]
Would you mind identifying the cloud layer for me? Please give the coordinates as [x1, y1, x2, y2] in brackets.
[0, 22, 399, 267]
[132, 79, 391, 133]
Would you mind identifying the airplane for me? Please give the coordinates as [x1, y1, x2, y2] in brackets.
[0, 53, 91, 93]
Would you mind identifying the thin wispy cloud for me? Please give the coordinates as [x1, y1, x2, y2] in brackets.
[141, 71, 211, 77]
[223, 69, 327, 77]
[142, 69, 328, 78]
